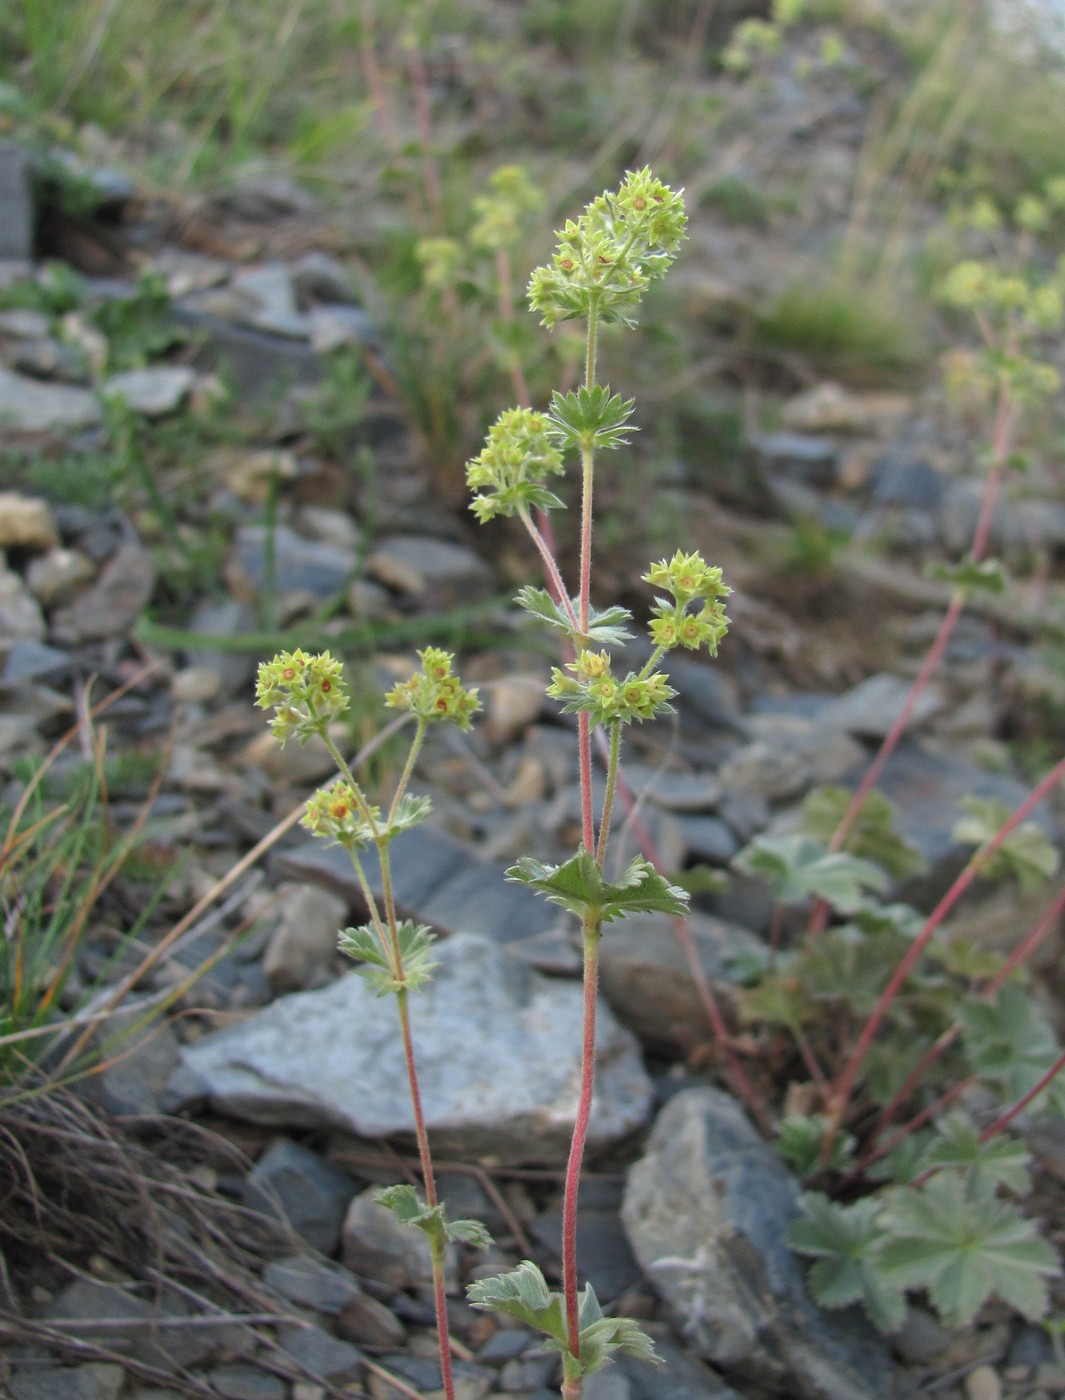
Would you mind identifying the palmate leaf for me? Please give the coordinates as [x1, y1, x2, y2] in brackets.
[468, 1265, 658, 1378]
[508, 848, 689, 923]
[376, 1184, 492, 1252]
[801, 786, 924, 881]
[959, 981, 1065, 1117]
[929, 558, 1007, 594]
[467, 1261, 568, 1344]
[337, 920, 437, 995]
[734, 833, 888, 914]
[953, 795, 1060, 895]
[878, 1174, 1058, 1326]
[514, 586, 634, 646]
[789, 1192, 907, 1334]
[922, 1115, 1032, 1195]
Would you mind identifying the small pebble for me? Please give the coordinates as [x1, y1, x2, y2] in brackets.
[964, 1364, 1001, 1400]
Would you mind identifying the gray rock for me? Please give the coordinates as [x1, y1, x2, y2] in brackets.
[172, 302, 322, 399]
[10, 1363, 125, 1400]
[598, 1330, 745, 1398]
[341, 1187, 439, 1291]
[229, 524, 357, 603]
[0, 308, 50, 339]
[675, 814, 739, 865]
[102, 366, 195, 416]
[622, 1087, 894, 1400]
[717, 740, 809, 803]
[93, 1014, 182, 1117]
[617, 765, 723, 813]
[262, 883, 349, 991]
[277, 1322, 364, 1381]
[51, 541, 155, 642]
[293, 251, 357, 304]
[308, 305, 376, 353]
[0, 366, 102, 432]
[25, 547, 96, 606]
[0, 563, 46, 641]
[0, 141, 33, 260]
[176, 933, 653, 1166]
[204, 1364, 286, 1400]
[868, 455, 944, 509]
[529, 1204, 642, 1303]
[748, 432, 840, 489]
[263, 1253, 405, 1346]
[367, 534, 495, 607]
[244, 1137, 358, 1253]
[0, 492, 59, 551]
[43, 1278, 219, 1369]
[280, 825, 557, 951]
[819, 672, 943, 741]
[230, 263, 308, 337]
[213, 171, 320, 220]
[598, 911, 761, 1057]
[187, 595, 259, 691]
[1, 638, 70, 682]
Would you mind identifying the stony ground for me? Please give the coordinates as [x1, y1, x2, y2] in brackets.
[4, 65, 1065, 1400]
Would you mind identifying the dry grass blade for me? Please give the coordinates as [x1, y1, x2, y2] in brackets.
[0, 1086, 362, 1396]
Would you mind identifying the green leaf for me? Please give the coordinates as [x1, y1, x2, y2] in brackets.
[514, 586, 633, 646]
[789, 1192, 907, 1334]
[923, 1116, 1032, 1195]
[959, 982, 1065, 1116]
[507, 848, 689, 923]
[338, 920, 437, 995]
[953, 796, 1059, 895]
[777, 1115, 855, 1178]
[878, 1175, 1058, 1326]
[373, 1184, 490, 1251]
[738, 971, 812, 1030]
[548, 385, 637, 452]
[467, 1261, 568, 1345]
[800, 786, 924, 881]
[446, 1216, 494, 1249]
[574, 1313, 660, 1375]
[734, 833, 889, 913]
[383, 792, 433, 839]
[929, 558, 1007, 594]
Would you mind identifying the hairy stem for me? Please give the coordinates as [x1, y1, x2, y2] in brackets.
[562, 915, 602, 1380]
[823, 754, 1065, 1162]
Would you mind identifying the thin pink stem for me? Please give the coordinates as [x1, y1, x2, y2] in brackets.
[562, 923, 600, 1368]
[825, 755, 1065, 1157]
[823, 379, 1018, 877]
[978, 1046, 1065, 1143]
[396, 987, 454, 1400]
[592, 734, 771, 1132]
[862, 882, 1065, 1158]
[521, 511, 578, 631]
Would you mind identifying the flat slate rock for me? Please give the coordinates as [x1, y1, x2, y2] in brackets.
[279, 824, 558, 949]
[622, 1086, 894, 1400]
[0, 366, 102, 432]
[174, 932, 653, 1166]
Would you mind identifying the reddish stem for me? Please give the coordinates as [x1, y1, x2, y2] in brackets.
[979, 1045, 1065, 1143]
[824, 755, 1065, 1159]
[562, 923, 600, 1369]
[810, 380, 1020, 939]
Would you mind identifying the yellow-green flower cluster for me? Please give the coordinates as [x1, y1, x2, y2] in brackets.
[470, 165, 544, 254]
[302, 781, 378, 848]
[940, 260, 1065, 333]
[547, 649, 675, 727]
[385, 648, 481, 730]
[644, 551, 731, 656]
[527, 168, 687, 330]
[467, 407, 565, 523]
[255, 649, 349, 746]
